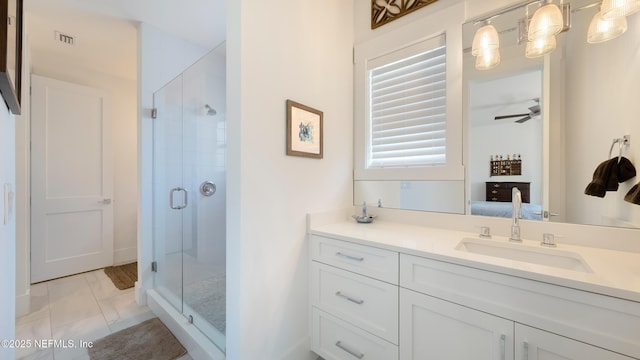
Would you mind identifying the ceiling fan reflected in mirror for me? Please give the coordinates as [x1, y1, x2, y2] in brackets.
[494, 98, 540, 123]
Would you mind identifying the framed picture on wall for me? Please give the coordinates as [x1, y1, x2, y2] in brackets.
[0, 0, 22, 115]
[286, 99, 323, 159]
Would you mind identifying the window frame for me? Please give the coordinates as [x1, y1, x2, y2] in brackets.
[354, 7, 464, 181]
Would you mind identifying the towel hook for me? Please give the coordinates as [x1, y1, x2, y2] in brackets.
[608, 135, 631, 163]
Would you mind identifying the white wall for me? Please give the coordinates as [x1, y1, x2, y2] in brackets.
[227, 1, 354, 359]
[0, 88, 16, 360]
[564, 10, 640, 227]
[465, 0, 523, 20]
[15, 34, 32, 317]
[137, 22, 209, 303]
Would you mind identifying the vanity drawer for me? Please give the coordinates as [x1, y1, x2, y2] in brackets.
[312, 307, 399, 360]
[310, 235, 399, 284]
[311, 261, 399, 344]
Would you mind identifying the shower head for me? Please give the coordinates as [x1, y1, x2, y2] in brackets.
[204, 104, 217, 116]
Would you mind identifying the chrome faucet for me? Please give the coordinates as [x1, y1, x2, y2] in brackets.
[510, 187, 522, 243]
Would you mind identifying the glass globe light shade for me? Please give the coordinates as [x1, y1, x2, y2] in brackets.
[528, 3, 564, 41]
[601, 0, 640, 19]
[471, 24, 500, 56]
[525, 36, 557, 58]
[587, 10, 628, 43]
[475, 48, 501, 70]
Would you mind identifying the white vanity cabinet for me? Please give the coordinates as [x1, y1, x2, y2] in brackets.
[400, 287, 514, 360]
[515, 324, 633, 360]
[400, 288, 633, 360]
[400, 254, 638, 360]
[309, 235, 400, 360]
[309, 233, 640, 360]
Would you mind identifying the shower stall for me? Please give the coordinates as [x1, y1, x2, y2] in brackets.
[150, 45, 226, 354]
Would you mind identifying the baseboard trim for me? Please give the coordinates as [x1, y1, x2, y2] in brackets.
[113, 247, 137, 265]
[15, 291, 30, 318]
[279, 336, 317, 360]
[135, 281, 147, 306]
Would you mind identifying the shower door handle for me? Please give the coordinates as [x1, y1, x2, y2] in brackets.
[180, 188, 188, 209]
[170, 187, 188, 210]
[169, 188, 180, 209]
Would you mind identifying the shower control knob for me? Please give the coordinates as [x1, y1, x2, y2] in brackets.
[200, 181, 217, 196]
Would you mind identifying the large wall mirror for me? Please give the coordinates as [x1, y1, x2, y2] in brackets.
[355, 0, 640, 229]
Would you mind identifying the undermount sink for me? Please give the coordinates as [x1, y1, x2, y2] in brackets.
[455, 238, 592, 273]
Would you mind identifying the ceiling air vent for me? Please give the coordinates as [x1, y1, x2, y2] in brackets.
[54, 31, 75, 45]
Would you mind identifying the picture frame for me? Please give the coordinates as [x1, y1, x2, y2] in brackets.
[0, 0, 22, 115]
[286, 99, 323, 159]
[371, 0, 438, 29]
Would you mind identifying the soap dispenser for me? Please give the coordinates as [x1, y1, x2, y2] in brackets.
[352, 201, 376, 223]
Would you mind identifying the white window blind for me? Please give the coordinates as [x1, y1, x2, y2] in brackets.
[368, 37, 447, 169]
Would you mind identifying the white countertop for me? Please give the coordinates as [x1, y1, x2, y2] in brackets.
[310, 219, 640, 303]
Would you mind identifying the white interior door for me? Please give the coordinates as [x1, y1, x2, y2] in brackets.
[30, 75, 113, 283]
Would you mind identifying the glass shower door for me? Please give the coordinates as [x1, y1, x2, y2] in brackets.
[152, 46, 226, 353]
[181, 48, 226, 351]
[152, 75, 185, 314]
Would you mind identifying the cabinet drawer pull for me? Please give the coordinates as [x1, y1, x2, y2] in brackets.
[493, 184, 501, 188]
[335, 341, 364, 359]
[523, 341, 529, 360]
[492, 190, 498, 194]
[335, 252, 364, 262]
[335, 291, 364, 305]
[500, 334, 506, 360]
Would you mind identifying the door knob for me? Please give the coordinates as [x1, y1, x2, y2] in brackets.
[99, 198, 112, 205]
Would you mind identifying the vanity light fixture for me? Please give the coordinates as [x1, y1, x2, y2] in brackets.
[525, 35, 557, 57]
[600, 0, 640, 19]
[466, 0, 634, 70]
[528, 0, 565, 41]
[472, 23, 500, 56]
[587, 9, 628, 43]
[475, 48, 501, 70]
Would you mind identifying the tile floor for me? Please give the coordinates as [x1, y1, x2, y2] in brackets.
[15, 269, 193, 360]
